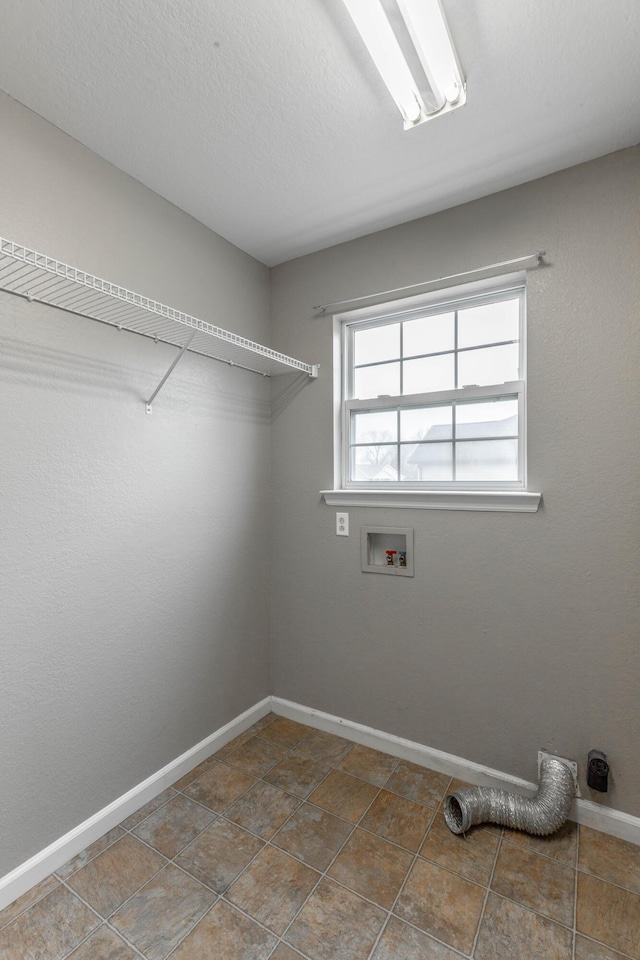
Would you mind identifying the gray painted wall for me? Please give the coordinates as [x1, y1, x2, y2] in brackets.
[270, 147, 640, 815]
[0, 92, 272, 876]
[1, 86, 638, 881]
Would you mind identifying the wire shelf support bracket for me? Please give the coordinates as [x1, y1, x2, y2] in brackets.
[0, 237, 319, 410]
[145, 330, 197, 414]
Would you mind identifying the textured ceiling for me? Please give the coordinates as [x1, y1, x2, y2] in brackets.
[0, 0, 639, 265]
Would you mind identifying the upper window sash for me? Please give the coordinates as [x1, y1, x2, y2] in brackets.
[344, 284, 525, 402]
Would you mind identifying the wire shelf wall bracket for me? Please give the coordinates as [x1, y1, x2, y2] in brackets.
[0, 237, 319, 412]
[144, 330, 197, 415]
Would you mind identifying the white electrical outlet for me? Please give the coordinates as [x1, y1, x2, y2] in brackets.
[336, 512, 349, 536]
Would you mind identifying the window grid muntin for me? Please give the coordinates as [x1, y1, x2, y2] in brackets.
[352, 337, 519, 372]
[453, 305, 459, 398]
[342, 284, 525, 489]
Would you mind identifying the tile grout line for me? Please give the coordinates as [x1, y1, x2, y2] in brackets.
[171, 779, 340, 888]
[54, 825, 132, 883]
[163, 898, 221, 960]
[35, 728, 518, 902]
[469, 822, 504, 958]
[48, 731, 467, 959]
[218, 730, 344, 793]
[0, 880, 60, 934]
[11, 721, 637, 960]
[272, 805, 363, 954]
[474, 889, 587, 953]
[63, 857, 586, 960]
[59, 827, 223, 960]
[55, 826, 633, 960]
[498, 832, 581, 869]
[571, 824, 580, 960]
[574, 933, 637, 960]
[55, 877, 148, 960]
[572, 867, 640, 899]
[68, 918, 149, 960]
[161, 728, 359, 960]
[222, 728, 360, 957]
[2, 855, 159, 960]
[156, 725, 286, 960]
[158, 718, 285, 959]
[565, 828, 640, 960]
[494, 840, 579, 944]
[179, 763, 281, 821]
[467, 888, 578, 935]
[383, 801, 490, 959]
[268, 737, 372, 951]
[60, 845, 171, 905]
[490, 825, 640, 914]
[363, 783, 447, 960]
[252, 734, 401, 957]
[119, 787, 179, 831]
[410, 824, 499, 886]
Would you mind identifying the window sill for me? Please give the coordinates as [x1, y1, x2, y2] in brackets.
[320, 489, 541, 513]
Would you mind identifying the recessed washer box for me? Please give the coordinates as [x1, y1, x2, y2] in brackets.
[361, 527, 414, 577]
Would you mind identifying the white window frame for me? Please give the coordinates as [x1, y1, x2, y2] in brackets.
[322, 273, 541, 512]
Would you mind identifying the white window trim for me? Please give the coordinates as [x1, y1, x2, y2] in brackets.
[322, 273, 541, 513]
[320, 488, 541, 512]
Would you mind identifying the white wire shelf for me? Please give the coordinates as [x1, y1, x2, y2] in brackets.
[0, 237, 319, 384]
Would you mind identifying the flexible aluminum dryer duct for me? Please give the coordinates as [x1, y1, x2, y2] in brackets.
[443, 756, 574, 836]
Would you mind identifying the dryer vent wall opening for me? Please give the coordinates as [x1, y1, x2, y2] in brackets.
[443, 756, 575, 836]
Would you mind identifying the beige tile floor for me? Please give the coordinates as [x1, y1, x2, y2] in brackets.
[1, 713, 639, 960]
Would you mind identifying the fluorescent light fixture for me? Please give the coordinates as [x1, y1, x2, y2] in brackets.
[341, 0, 465, 128]
[397, 0, 465, 108]
[342, 0, 424, 125]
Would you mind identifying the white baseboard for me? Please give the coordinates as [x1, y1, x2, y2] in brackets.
[0, 697, 272, 913]
[3, 693, 638, 914]
[272, 697, 640, 847]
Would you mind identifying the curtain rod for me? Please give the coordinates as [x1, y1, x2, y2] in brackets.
[313, 251, 546, 314]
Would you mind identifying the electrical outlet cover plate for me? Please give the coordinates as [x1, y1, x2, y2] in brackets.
[538, 750, 580, 797]
[336, 512, 349, 536]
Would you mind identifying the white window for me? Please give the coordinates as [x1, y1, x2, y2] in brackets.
[325, 275, 540, 511]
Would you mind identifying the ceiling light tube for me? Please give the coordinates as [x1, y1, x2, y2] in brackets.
[342, 0, 425, 126]
[396, 0, 465, 109]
